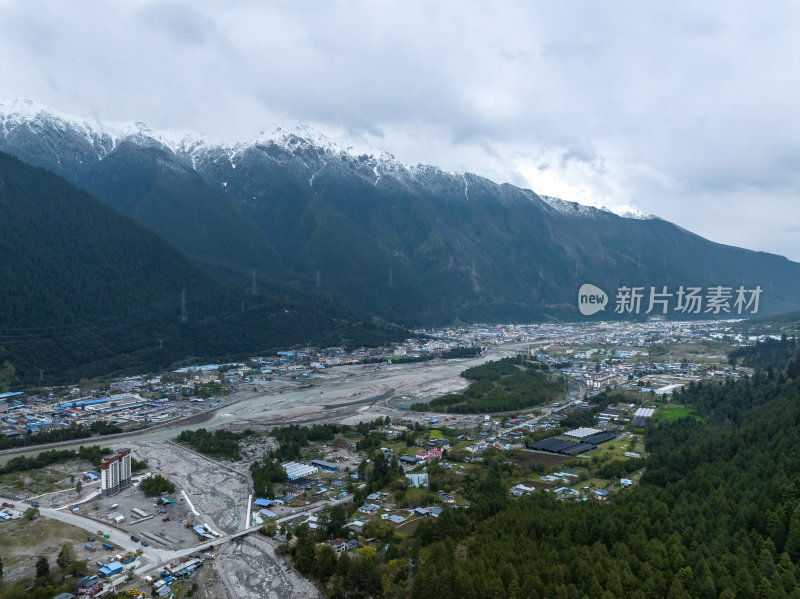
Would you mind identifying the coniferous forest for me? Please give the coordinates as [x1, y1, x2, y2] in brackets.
[411, 356, 565, 413]
[0, 152, 405, 386]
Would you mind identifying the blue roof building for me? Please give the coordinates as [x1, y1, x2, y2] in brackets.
[311, 459, 340, 472]
[99, 561, 123, 576]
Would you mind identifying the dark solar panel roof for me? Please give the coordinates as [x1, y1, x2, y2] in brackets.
[567, 443, 596, 454]
[549, 439, 580, 453]
[581, 432, 618, 445]
[529, 438, 563, 451]
[530, 435, 613, 455]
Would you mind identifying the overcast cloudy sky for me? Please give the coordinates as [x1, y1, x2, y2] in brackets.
[2, 1, 800, 259]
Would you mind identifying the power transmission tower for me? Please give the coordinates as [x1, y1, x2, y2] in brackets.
[179, 289, 188, 322]
[158, 339, 164, 350]
[251, 270, 257, 295]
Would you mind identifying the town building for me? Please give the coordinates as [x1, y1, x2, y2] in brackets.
[100, 448, 131, 496]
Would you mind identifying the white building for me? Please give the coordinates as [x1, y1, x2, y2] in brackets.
[100, 448, 132, 496]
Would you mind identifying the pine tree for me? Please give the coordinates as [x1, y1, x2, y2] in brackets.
[56, 542, 74, 570]
[35, 555, 49, 579]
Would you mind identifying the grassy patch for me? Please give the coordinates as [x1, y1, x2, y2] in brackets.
[395, 518, 424, 536]
[429, 429, 444, 439]
[0, 462, 79, 495]
[660, 406, 702, 422]
[0, 516, 89, 581]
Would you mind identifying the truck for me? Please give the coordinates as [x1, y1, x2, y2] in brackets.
[87, 535, 95, 542]
[85, 544, 96, 552]
[102, 543, 114, 551]
[140, 541, 149, 547]
[102, 532, 110, 539]
[130, 535, 140, 542]
[122, 555, 136, 564]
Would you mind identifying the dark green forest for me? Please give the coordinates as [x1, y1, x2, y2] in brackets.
[176, 427, 254, 460]
[0, 152, 405, 386]
[139, 474, 175, 496]
[728, 334, 797, 370]
[412, 356, 565, 413]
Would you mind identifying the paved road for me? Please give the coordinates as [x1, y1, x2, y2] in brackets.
[0, 495, 171, 568]
[2, 489, 355, 579]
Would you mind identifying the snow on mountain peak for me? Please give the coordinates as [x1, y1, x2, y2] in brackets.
[538, 195, 654, 221]
[0, 97, 200, 157]
[0, 98, 657, 220]
[610, 206, 654, 220]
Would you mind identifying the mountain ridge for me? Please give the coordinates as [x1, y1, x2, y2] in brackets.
[0, 151, 405, 385]
[2, 98, 800, 325]
[0, 97, 650, 222]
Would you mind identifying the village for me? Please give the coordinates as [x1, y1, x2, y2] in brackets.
[0, 318, 778, 597]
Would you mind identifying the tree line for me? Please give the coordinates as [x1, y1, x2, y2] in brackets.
[412, 356, 565, 413]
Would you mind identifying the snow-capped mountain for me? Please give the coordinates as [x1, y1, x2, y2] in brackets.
[0, 98, 649, 221]
[2, 98, 799, 322]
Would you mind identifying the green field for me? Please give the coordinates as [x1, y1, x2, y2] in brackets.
[429, 429, 445, 439]
[660, 406, 702, 422]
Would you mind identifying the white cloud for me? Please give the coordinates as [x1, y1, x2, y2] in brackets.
[1, 1, 799, 258]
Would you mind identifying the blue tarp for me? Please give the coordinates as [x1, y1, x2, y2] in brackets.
[99, 561, 123, 576]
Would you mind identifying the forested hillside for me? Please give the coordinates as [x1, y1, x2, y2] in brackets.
[0, 152, 404, 385]
[4, 105, 800, 323]
[728, 334, 797, 370]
